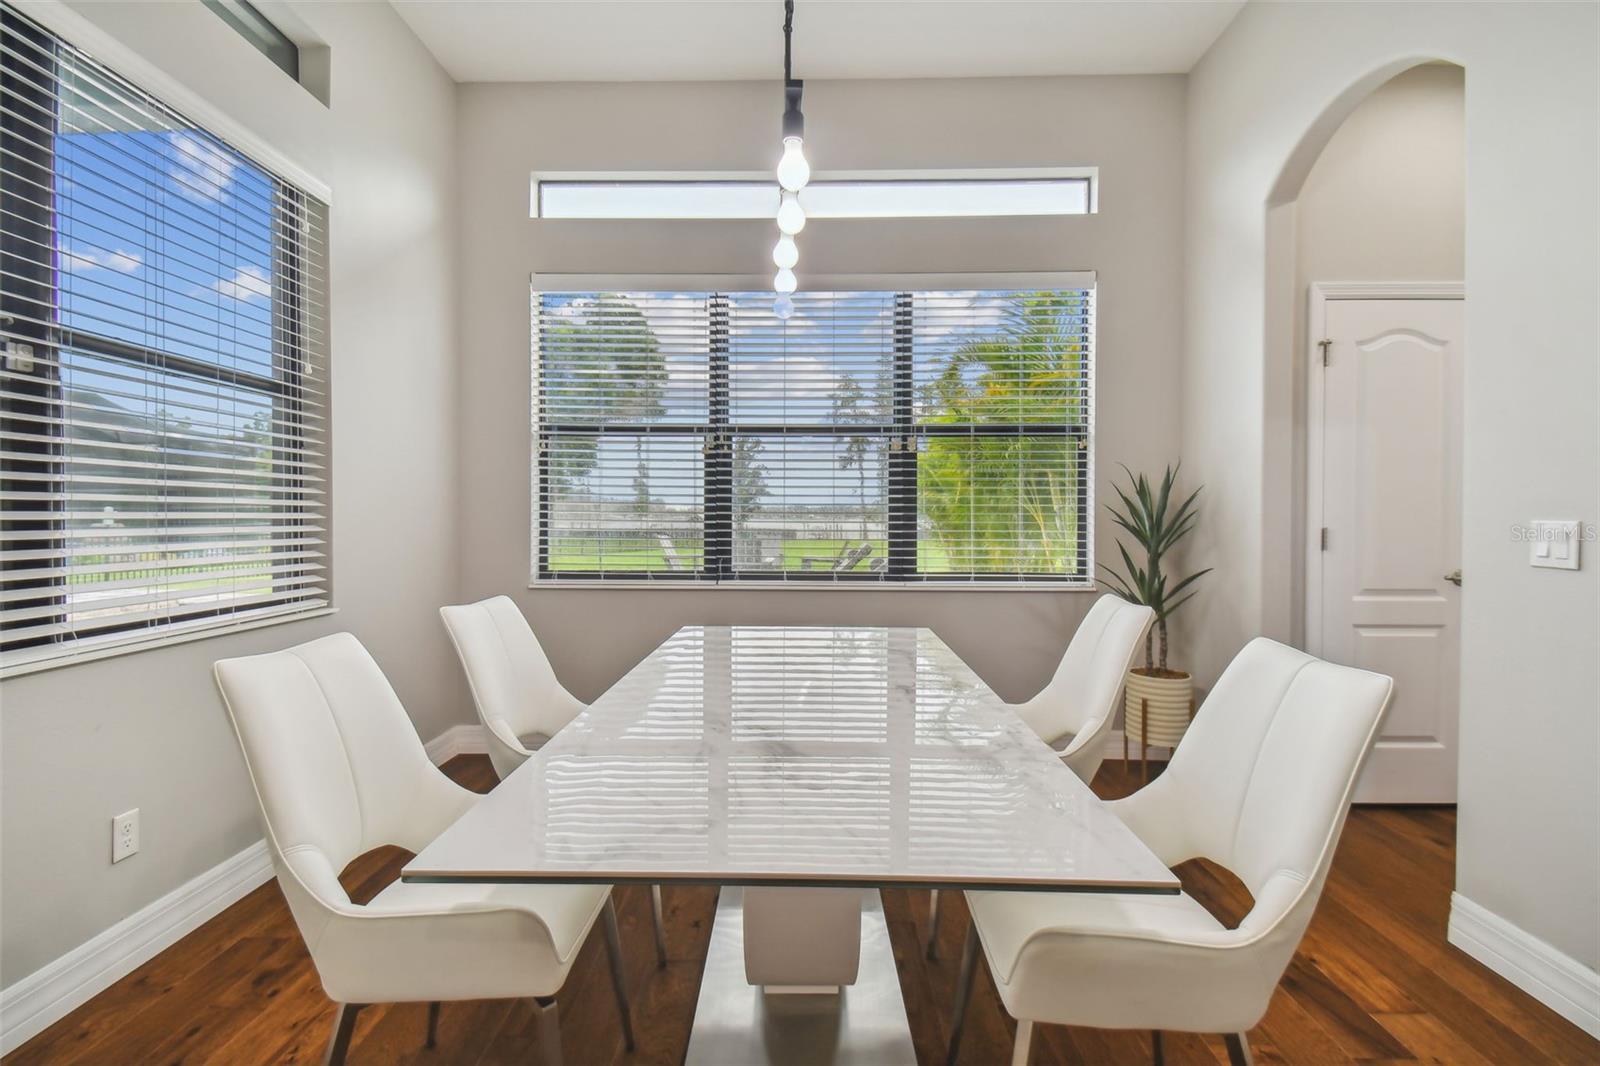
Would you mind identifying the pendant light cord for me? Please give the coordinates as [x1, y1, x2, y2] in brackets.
[783, 0, 794, 82]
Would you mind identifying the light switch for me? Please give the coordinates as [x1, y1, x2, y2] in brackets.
[1529, 520, 1582, 571]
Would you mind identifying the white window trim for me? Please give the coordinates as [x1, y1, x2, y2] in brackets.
[528, 271, 1097, 592]
[17, 0, 332, 202]
[0, 606, 338, 680]
[530, 271, 1096, 295]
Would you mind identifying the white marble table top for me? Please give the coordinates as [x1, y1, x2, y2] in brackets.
[404, 626, 1179, 893]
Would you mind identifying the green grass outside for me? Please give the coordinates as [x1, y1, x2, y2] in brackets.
[67, 554, 282, 598]
[549, 536, 898, 573]
[547, 533, 1079, 575]
[545, 536, 996, 574]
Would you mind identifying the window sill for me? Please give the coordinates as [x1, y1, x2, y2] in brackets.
[0, 605, 339, 680]
[527, 579, 1097, 593]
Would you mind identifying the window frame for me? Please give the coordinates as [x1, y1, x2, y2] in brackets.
[531, 168, 1098, 221]
[530, 272, 1095, 591]
[200, 0, 300, 82]
[0, 6, 332, 677]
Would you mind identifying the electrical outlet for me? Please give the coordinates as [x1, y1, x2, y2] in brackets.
[112, 809, 139, 863]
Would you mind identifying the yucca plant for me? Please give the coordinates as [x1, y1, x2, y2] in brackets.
[1100, 464, 1211, 672]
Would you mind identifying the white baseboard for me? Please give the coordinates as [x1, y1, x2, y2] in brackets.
[424, 722, 487, 764]
[0, 722, 486, 1057]
[1448, 892, 1600, 1038]
[0, 840, 275, 1056]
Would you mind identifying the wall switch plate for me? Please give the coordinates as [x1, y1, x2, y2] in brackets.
[112, 809, 139, 863]
[1529, 520, 1582, 571]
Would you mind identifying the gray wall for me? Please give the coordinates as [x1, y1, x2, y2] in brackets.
[1183, 1, 1598, 970]
[0, 1, 462, 985]
[1296, 65, 1465, 285]
[455, 75, 1187, 702]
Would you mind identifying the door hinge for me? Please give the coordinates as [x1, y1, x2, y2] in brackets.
[1318, 339, 1332, 367]
[1320, 527, 1329, 551]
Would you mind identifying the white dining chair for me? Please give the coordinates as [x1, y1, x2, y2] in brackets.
[926, 594, 1154, 958]
[1011, 594, 1155, 782]
[215, 632, 636, 1066]
[441, 595, 669, 968]
[439, 595, 586, 781]
[946, 638, 1393, 1066]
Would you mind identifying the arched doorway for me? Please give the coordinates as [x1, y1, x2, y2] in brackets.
[1264, 60, 1466, 803]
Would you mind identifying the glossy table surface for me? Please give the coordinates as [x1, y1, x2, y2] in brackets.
[403, 626, 1178, 893]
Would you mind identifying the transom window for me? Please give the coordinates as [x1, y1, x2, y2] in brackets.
[534, 174, 1094, 220]
[0, 8, 329, 672]
[531, 278, 1093, 585]
[201, 0, 299, 82]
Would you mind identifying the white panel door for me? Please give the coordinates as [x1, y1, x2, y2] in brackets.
[1314, 297, 1463, 803]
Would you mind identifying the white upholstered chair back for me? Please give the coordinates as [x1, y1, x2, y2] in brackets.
[214, 634, 476, 947]
[1112, 637, 1393, 956]
[1011, 594, 1154, 781]
[441, 596, 587, 780]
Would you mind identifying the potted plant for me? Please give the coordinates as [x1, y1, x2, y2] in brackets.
[1101, 464, 1211, 777]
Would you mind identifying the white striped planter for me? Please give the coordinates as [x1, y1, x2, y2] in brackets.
[1124, 669, 1194, 751]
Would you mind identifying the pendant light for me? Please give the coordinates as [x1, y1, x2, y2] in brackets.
[772, 0, 808, 318]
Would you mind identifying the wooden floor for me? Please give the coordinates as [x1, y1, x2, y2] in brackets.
[8, 755, 1596, 1066]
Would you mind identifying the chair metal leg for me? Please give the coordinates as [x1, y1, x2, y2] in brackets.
[1223, 1032, 1254, 1066]
[925, 889, 942, 960]
[533, 995, 563, 1066]
[423, 1001, 440, 1049]
[651, 884, 669, 968]
[323, 1003, 365, 1066]
[1011, 1019, 1034, 1066]
[944, 924, 980, 1066]
[1152, 1029, 1164, 1066]
[601, 898, 637, 1051]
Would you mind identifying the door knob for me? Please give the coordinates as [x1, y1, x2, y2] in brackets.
[1444, 569, 1462, 586]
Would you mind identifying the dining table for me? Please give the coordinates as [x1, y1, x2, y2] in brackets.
[403, 624, 1179, 1065]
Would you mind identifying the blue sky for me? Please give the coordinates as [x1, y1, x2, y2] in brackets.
[53, 122, 281, 453]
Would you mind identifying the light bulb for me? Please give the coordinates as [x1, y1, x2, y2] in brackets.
[776, 136, 810, 192]
[772, 234, 799, 269]
[774, 267, 798, 295]
[776, 190, 806, 235]
[774, 294, 795, 320]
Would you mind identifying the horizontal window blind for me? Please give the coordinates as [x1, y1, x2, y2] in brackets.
[1, 7, 329, 671]
[533, 283, 1091, 584]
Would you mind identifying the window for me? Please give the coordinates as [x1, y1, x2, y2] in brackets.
[534, 174, 1094, 220]
[0, 9, 330, 672]
[532, 278, 1092, 585]
[201, 0, 299, 82]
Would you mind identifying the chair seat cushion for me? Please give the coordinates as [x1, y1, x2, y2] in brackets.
[1047, 730, 1077, 752]
[367, 878, 609, 964]
[967, 887, 1224, 985]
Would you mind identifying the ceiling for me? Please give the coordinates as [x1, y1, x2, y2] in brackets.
[390, 1, 1247, 83]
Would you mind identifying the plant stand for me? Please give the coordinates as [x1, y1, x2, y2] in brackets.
[1124, 669, 1195, 781]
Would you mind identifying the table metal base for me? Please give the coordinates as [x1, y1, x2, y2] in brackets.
[684, 887, 918, 1066]
[744, 885, 864, 989]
